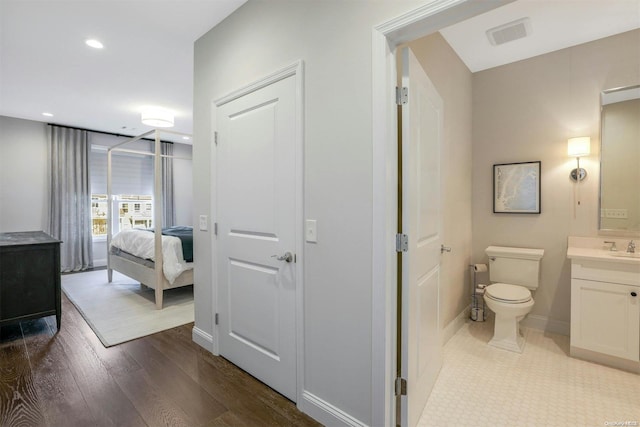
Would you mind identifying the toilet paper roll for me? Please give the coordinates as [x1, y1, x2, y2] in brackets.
[473, 263, 487, 273]
[475, 288, 485, 295]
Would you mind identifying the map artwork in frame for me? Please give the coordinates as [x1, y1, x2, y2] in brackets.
[493, 161, 541, 214]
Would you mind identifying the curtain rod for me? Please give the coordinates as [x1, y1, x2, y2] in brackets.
[46, 122, 175, 144]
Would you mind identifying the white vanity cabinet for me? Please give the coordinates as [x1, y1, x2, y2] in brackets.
[569, 258, 640, 372]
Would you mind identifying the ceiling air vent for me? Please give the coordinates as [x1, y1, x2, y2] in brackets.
[486, 17, 532, 46]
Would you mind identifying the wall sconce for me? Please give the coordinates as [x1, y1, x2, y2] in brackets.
[141, 108, 174, 128]
[567, 136, 590, 181]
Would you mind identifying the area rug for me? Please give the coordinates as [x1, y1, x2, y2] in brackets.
[61, 270, 194, 347]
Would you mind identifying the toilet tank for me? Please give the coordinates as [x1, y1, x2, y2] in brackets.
[486, 246, 544, 290]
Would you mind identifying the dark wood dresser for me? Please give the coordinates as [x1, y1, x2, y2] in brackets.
[0, 231, 62, 329]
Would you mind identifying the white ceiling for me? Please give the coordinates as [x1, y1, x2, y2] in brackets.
[0, 0, 638, 143]
[0, 0, 246, 143]
[440, 0, 640, 73]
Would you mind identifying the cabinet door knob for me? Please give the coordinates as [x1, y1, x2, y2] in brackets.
[632, 292, 637, 297]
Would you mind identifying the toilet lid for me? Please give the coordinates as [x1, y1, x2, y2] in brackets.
[485, 283, 532, 303]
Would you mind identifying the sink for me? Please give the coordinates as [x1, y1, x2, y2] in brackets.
[610, 252, 640, 258]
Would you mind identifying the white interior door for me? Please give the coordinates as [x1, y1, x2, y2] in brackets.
[400, 47, 444, 427]
[216, 73, 297, 401]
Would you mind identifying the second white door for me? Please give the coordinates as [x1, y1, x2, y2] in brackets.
[400, 46, 444, 427]
[216, 73, 298, 401]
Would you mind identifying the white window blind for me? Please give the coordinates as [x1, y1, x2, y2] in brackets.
[90, 145, 153, 196]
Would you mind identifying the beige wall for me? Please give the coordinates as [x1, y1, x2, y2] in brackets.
[472, 29, 640, 328]
[406, 33, 473, 329]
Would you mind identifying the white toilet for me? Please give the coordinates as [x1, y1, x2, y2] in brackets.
[483, 245, 544, 353]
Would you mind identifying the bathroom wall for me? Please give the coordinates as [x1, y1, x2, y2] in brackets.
[405, 32, 473, 331]
[472, 29, 640, 332]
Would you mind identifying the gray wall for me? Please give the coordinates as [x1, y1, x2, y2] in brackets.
[193, 1, 422, 424]
[471, 29, 640, 330]
[173, 142, 193, 227]
[0, 116, 49, 232]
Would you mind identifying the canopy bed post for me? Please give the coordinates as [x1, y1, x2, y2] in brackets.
[107, 148, 113, 283]
[106, 129, 193, 310]
[153, 130, 164, 309]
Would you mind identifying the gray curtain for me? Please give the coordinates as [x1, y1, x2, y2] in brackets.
[161, 141, 175, 227]
[48, 125, 93, 272]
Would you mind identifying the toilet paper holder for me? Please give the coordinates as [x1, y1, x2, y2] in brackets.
[469, 264, 487, 322]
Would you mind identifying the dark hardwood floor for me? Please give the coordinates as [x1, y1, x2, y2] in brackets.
[0, 294, 321, 427]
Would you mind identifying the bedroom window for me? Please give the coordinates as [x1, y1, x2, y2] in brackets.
[90, 141, 154, 239]
[91, 194, 108, 236]
[91, 194, 153, 237]
[119, 196, 153, 231]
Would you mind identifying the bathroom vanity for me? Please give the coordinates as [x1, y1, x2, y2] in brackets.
[567, 236, 640, 373]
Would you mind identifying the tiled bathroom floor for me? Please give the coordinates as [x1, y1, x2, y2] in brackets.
[419, 318, 640, 426]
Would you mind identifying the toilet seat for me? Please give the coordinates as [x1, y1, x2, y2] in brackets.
[485, 283, 532, 304]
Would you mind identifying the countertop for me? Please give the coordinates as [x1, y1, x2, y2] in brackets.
[567, 246, 640, 266]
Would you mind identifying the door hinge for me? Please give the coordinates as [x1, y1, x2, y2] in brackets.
[214, 222, 218, 236]
[396, 86, 408, 105]
[395, 377, 407, 396]
[214, 131, 218, 145]
[396, 233, 409, 252]
[215, 313, 219, 325]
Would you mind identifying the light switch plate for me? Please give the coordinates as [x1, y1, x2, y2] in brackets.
[305, 219, 317, 243]
[199, 215, 208, 231]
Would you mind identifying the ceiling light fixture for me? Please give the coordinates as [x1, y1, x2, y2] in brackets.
[85, 39, 104, 49]
[141, 108, 174, 128]
[42, 112, 54, 117]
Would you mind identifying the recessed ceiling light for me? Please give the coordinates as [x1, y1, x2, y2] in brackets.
[182, 136, 190, 140]
[85, 39, 104, 49]
[42, 112, 53, 117]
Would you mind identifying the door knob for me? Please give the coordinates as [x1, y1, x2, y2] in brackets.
[632, 292, 637, 297]
[272, 252, 293, 263]
[441, 245, 452, 253]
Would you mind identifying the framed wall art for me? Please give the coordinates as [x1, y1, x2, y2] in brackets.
[493, 161, 541, 214]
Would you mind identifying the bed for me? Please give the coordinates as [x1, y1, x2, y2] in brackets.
[109, 227, 193, 301]
[106, 129, 193, 309]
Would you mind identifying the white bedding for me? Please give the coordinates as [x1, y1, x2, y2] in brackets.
[110, 229, 193, 284]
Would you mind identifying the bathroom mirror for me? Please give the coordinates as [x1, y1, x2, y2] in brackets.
[599, 85, 640, 233]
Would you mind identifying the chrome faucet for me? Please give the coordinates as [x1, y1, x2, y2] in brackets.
[627, 240, 636, 254]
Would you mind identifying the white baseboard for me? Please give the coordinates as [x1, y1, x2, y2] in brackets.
[192, 326, 215, 353]
[442, 305, 470, 345]
[521, 314, 570, 336]
[299, 391, 367, 427]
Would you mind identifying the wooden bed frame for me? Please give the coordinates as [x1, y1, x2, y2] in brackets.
[106, 129, 193, 309]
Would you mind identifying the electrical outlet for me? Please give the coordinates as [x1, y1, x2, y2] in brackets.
[604, 209, 628, 219]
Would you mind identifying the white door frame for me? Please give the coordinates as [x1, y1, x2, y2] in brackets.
[371, 2, 514, 426]
[210, 60, 305, 404]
